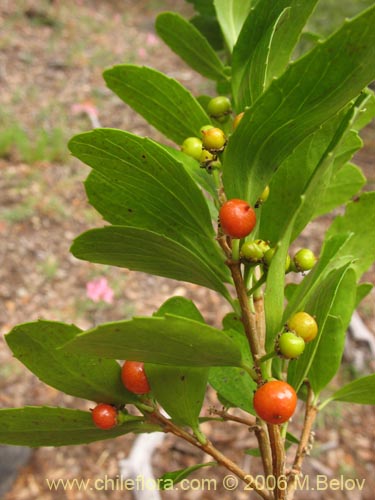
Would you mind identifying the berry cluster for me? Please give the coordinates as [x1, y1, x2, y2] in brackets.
[91, 361, 150, 430]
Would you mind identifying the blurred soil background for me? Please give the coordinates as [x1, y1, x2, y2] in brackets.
[0, 1, 374, 499]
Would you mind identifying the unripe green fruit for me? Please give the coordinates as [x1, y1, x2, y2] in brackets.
[287, 312, 318, 342]
[181, 137, 202, 160]
[255, 239, 271, 254]
[202, 127, 226, 151]
[241, 240, 264, 262]
[199, 149, 215, 163]
[277, 331, 305, 359]
[294, 248, 317, 272]
[207, 96, 232, 120]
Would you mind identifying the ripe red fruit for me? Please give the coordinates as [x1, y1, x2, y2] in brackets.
[219, 199, 256, 239]
[253, 380, 297, 425]
[91, 403, 117, 430]
[121, 361, 150, 395]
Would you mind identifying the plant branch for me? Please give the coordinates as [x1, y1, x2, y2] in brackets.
[286, 383, 318, 499]
[209, 407, 256, 427]
[268, 424, 286, 500]
[149, 409, 273, 500]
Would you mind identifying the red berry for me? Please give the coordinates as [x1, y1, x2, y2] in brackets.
[253, 380, 297, 425]
[219, 199, 256, 239]
[91, 403, 117, 430]
[121, 361, 150, 395]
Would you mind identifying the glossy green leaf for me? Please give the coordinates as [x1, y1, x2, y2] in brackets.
[5, 321, 135, 405]
[355, 283, 373, 308]
[265, 205, 301, 349]
[158, 462, 216, 489]
[232, 0, 318, 109]
[209, 314, 256, 413]
[223, 5, 375, 204]
[104, 65, 210, 144]
[69, 129, 227, 283]
[190, 15, 224, 51]
[260, 99, 364, 245]
[325, 192, 375, 279]
[213, 0, 253, 52]
[326, 374, 375, 405]
[314, 163, 366, 218]
[62, 315, 243, 368]
[288, 264, 353, 391]
[0, 407, 158, 447]
[308, 268, 357, 394]
[71, 226, 230, 300]
[156, 13, 226, 81]
[146, 297, 208, 429]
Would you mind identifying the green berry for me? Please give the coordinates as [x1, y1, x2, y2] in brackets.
[293, 248, 317, 272]
[202, 127, 226, 151]
[241, 240, 264, 263]
[287, 312, 318, 342]
[199, 149, 215, 164]
[181, 137, 202, 160]
[255, 239, 271, 254]
[207, 96, 232, 120]
[277, 331, 305, 359]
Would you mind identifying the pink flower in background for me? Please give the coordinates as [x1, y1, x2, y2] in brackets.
[86, 277, 114, 304]
[138, 47, 147, 59]
[146, 32, 158, 46]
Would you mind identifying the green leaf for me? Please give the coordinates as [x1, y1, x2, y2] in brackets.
[71, 226, 230, 300]
[146, 365, 208, 428]
[355, 283, 373, 308]
[313, 163, 366, 218]
[232, 0, 318, 108]
[308, 268, 357, 395]
[0, 407, 158, 447]
[158, 462, 216, 489]
[223, 5, 375, 204]
[326, 374, 375, 405]
[213, 0, 253, 52]
[209, 314, 256, 413]
[68, 129, 227, 284]
[190, 15, 224, 51]
[104, 65, 210, 144]
[265, 204, 301, 349]
[325, 192, 375, 279]
[146, 297, 208, 429]
[62, 315, 243, 368]
[156, 13, 226, 81]
[5, 321, 135, 405]
[287, 264, 353, 391]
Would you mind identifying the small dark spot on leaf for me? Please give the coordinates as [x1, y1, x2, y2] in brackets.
[141, 154, 146, 160]
[180, 375, 185, 381]
[128, 208, 133, 213]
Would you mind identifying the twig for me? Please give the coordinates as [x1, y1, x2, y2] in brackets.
[286, 383, 318, 499]
[210, 407, 256, 427]
[267, 424, 286, 500]
[149, 409, 273, 500]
